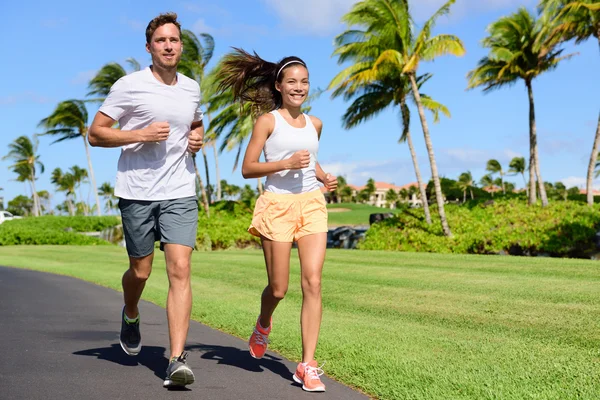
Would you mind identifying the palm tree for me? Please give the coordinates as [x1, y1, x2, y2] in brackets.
[335, 0, 464, 236]
[87, 58, 141, 102]
[467, 8, 574, 206]
[385, 189, 399, 208]
[330, 36, 451, 225]
[486, 159, 505, 194]
[98, 182, 118, 214]
[206, 76, 261, 191]
[51, 168, 77, 216]
[39, 100, 102, 215]
[508, 156, 528, 196]
[70, 166, 89, 215]
[480, 174, 495, 197]
[539, 0, 599, 206]
[3, 135, 44, 216]
[179, 31, 220, 204]
[457, 171, 475, 202]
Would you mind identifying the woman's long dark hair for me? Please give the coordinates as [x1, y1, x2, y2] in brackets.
[216, 47, 307, 116]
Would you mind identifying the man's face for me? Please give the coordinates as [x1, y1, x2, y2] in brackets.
[146, 23, 182, 70]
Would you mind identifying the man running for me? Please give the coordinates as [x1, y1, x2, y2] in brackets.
[88, 12, 202, 388]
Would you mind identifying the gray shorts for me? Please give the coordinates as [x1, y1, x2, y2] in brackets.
[118, 196, 199, 258]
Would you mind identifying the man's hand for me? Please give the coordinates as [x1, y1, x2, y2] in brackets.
[188, 129, 203, 153]
[323, 173, 338, 192]
[141, 122, 170, 142]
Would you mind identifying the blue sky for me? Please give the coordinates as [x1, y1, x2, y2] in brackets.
[1, 0, 599, 210]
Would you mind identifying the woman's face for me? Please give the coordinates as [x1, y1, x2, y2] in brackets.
[276, 65, 310, 108]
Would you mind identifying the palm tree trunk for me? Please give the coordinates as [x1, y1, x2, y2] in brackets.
[68, 197, 75, 216]
[29, 176, 40, 217]
[193, 156, 210, 217]
[463, 190, 466, 203]
[521, 172, 528, 198]
[401, 98, 431, 224]
[257, 178, 264, 195]
[213, 143, 222, 201]
[470, 188, 474, 200]
[202, 146, 212, 203]
[501, 174, 505, 194]
[409, 73, 451, 236]
[585, 112, 600, 206]
[83, 136, 102, 216]
[526, 80, 538, 205]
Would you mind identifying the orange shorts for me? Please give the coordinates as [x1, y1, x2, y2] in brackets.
[248, 190, 328, 242]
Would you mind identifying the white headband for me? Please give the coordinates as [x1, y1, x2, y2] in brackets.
[276, 60, 306, 78]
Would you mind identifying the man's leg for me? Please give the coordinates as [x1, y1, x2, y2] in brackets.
[158, 196, 197, 387]
[123, 253, 154, 320]
[118, 198, 159, 356]
[163, 244, 193, 359]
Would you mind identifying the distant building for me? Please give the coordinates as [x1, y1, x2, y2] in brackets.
[323, 181, 426, 208]
[579, 188, 600, 196]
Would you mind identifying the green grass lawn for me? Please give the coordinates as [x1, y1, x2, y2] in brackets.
[1, 246, 600, 399]
[327, 203, 390, 226]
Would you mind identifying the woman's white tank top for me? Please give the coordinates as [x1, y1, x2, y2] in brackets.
[263, 110, 320, 194]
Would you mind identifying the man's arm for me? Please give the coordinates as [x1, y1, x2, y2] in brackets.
[88, 112, 169, 148]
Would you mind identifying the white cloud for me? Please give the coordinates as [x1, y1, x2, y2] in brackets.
[70, 70, 97, 85]
[0, 92, 53, 105]
[192, 18, 268, 37]
[261, 0, 355, 36]
[193, 18, 214, 33]
[559, 176, 600, 190]
[320, 158, 414, 186]
[410, 0, 536, 21]
[261, 0, 535, 35]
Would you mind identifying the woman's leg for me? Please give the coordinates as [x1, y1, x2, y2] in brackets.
[295, 232, 327, 363]
[258, 237, 293, 327]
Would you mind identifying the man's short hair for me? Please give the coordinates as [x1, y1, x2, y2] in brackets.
[145, 12, 182, 44]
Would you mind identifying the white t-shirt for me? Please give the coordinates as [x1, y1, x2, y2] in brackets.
[99, 67, 203, 201]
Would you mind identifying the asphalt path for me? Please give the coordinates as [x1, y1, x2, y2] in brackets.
[0, 266, 369, 400]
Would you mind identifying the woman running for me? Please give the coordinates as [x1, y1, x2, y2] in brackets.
[216, 48, 337, 392]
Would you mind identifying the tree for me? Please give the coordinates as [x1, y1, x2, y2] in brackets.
[7, 195, 33, 216]
[3, 135, 44, 217]
[385, 189, 399, 208]
[330, 19, 453, 225]
[37, 190, 52, 214]
[51, 167, 77, 216]
[508, 156, 528, 196]
[39, 100, 102, 215]
[87, 58, 141, 102]
[179, 31, 220, 204]
[486, 159, 505, 194]
[335, 0, 464, 236]
[332, 175, 348, 204]
[329, 64, 449, 224]
[480, 174, 495, 197]
[467, 8, 574, 206]
[457, 171, 475, 202]
[539, 0, 599, 206]
[70, 165, 89, 215]
[554, 181, 568, 200]
[365, 178, 376, 203]
[98, 182, 118, 214]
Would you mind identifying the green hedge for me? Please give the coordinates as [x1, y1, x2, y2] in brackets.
[0, 216, 120, 246]
[360, 200, 600, 258]
[196, 201, 260, 250]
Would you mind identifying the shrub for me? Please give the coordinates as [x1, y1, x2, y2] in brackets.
[0, 216, 120, 246]
[360, 199, 600, 258]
